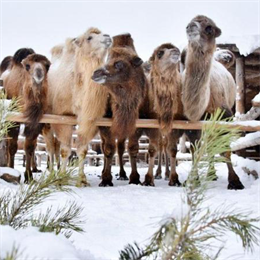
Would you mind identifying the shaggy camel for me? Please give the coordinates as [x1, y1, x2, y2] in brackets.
[93, 33, 161, 186]
[47, 28, 112, 186]
[2, 48, 35, 169]
[92, 33, 146, 186]
[182, 15, 244, 189]
[2, 49, 50, 182]
[149, 43, 184, 186]
[214, 48, 235, 69]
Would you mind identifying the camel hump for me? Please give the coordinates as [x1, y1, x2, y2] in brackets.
[13, 48, 35, 65]
[112, 33, 135, 50]
[0, 56, 13, 75]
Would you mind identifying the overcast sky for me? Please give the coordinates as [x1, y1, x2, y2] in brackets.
[0, 0, 259, 61]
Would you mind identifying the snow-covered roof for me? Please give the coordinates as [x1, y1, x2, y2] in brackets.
[217, 35, 260, 56]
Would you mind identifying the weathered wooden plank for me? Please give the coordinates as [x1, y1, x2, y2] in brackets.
[6, 112, 260, 131]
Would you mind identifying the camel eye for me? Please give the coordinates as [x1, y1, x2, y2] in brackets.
[87, 36, 93, 41]
[25, 64, 30, 71]
[205, 26, 213, 35]
[114, 61, 124, 70]
[157, 51, 164, 59]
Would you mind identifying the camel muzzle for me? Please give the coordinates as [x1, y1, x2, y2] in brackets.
[92, 68, 108, 84]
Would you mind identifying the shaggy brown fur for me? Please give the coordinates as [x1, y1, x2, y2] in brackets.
[92, 34, 146, 186]
[0, 56, 13, 76]
[1, 48, 35, 169]
[182, 15, 244, 189]
[150, 43, 184, 186]
[2, 50, 50, 182]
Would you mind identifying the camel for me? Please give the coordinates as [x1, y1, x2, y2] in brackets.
[92, 33, 146, 186]
[1, 49, 50, 182]
[1, 48, 35, 169]
[47, 28, 112, 186]
[214, 48, 235, 69]
[181, 46, 235, 70]
[149, 43, 184, 186]
[182, 15, 244, 189]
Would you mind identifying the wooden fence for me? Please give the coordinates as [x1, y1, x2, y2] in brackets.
[6, 112, 260, 132]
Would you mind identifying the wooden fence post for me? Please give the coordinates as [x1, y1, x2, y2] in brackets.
[235, 56, 246, 115]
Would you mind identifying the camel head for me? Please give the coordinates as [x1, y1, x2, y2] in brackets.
[74, 28, 112, 58]
[91, 48, 143, 85]
[186, 15, 221, 51]
[150, 43, 180, 73]
[22, 54, 51, 85]
[214, 48, 235, 69]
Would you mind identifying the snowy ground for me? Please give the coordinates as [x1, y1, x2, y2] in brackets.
[0, 154, 260, 260]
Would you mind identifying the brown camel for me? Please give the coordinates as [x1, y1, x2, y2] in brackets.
[92, 33, 146, 186]
[1, 49, 50, 182]
[1, 48, 35, 169]
[149, 43, 184, 186]
[47, 28, 112, 186]
[182, 15, 244, 189]
[92, 33, 160, 186]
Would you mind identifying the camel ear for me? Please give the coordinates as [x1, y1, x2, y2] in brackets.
[215, 27, 222, 38]
[45, 61, 51, 72]
[131, 56, 143, 68]
[74, 37, 81, 47]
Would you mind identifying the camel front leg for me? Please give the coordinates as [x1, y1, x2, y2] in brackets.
[155, 136, 163, 179]
[167, 130, 183, 186]
[99, 127, 115, 187]
[52, 124, 72, 173]
[117, 138, 128, 180]
[128, 129, 143, 185]
[24, 138, 37, 183]
[7, 124, 20, 168]
[144, 129, 160, 186]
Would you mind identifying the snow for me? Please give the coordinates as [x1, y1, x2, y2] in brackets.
[0, 167, 21, 178]
[231, 132, 260, 151]
[218, 34, 260, 56]
[253, 93, 260, 103]
[0, 154, 259, 260]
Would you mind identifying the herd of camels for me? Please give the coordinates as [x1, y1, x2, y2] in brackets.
[0, 15, 245, 190]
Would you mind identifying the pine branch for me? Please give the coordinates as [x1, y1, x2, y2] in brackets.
[119, 109, 260, 260]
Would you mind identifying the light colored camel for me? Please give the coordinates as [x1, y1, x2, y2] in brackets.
[182, 15, 244, 189]
[47, 28, 111, 186]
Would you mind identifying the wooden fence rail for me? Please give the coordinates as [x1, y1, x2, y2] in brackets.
[6, 112, 260, 132]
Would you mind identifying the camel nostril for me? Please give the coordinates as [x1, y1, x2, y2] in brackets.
[104, 34, 110, 38]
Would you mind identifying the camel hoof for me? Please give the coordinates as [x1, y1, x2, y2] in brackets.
[117, 176, 129, 181]
[99, 180, 113, 187]
[143, 181, 155, 186]
[129, 179, 142, 185]
[168, 179, 182, 187]
[227, 180, 245, 190]
[155, 174, 162, 180]
[76, 177, 90, 187]
[32, 168, 42, 173]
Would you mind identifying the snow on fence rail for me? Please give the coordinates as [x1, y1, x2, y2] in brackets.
[6, 112, 260, 131]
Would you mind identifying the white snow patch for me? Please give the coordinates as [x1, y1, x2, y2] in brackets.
[0, 157, 259, 259]
[0, 167, 21, 178]
[253, 92, 260, 103]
